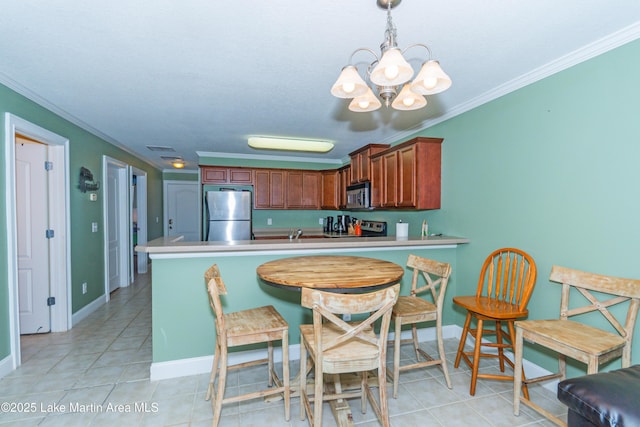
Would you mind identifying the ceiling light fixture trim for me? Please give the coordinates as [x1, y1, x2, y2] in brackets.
[331, 0, 452, 112]
[248, 136, 335, 153]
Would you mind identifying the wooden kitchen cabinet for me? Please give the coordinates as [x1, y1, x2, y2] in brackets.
[370, 155, 383, 208]
[338, 165, 350, 209]
[349, 144, 389, 184]
[201, 166, 253, 185]
[371, 137, 442, 210]
[286, 170, 320, 209]
[321, 169, 340, 210]
[253, 169, 285, 209]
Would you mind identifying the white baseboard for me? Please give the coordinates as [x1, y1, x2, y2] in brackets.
[151, 344, 301, 381]
[71, 294, 106, 326]
[0, 354, 15, 380]
[150, 326, 459, 381]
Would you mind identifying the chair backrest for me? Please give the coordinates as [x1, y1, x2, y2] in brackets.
[301, 284, 400, 353]
[549, 266, 640, 351]
[205, 264, 229, 334]
[407, 254, 452, 310]
[475, 248, 537, 310]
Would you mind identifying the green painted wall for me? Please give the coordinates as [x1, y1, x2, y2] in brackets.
[163, 171, 198, 181]
[0, 83, 164, 361]
[152, 248, 458, 362]
[414, 39, 640, 375]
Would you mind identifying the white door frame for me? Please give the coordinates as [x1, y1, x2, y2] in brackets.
[130, 167, 148, 277]
[102, 156, 130, 301]
[3, 113, 71, 371]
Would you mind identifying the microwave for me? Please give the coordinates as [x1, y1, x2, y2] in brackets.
[346, 182, 372, 210]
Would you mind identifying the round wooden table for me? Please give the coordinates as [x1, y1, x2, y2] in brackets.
[257, 255, 404, 426]
[257, 255, 404, 292]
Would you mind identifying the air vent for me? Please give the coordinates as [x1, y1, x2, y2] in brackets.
[146, 145, 175, 152]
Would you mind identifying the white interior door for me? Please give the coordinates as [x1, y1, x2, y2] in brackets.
[164, 181, 199, 241]
[106, 159, 129, 293]
[130, 168, 148, 277]
[15, 137, 50, 334]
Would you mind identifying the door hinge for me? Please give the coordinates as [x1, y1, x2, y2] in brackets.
[45, 229, 55, 239]
[44, 161, 54, 171]
[47, 297, 56, 306]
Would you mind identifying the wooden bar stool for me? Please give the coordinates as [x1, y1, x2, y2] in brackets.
[204, 264, 290, 427]
[388, 254, 452, 398]
[513, 266, 640, 426]
[453, 248, 537, 395]
[299, 284, 400, 427]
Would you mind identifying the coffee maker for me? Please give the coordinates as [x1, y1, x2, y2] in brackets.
[324, 216, 334, 233]
[336, 215, 347, 233]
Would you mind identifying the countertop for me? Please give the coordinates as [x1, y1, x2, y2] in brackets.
[136, 234, 470, 255]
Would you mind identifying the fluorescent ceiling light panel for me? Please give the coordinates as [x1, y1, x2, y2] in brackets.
[248, 136, 334, 153]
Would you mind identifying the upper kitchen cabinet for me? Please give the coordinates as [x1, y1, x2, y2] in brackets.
[370, 137, 442, 210]
[338, 165, 350, 209]
[201, 166, 253, 185]
[253, 169, 285, 209]
[349, 144, 390, 184]
[321, 169, 340, 210]
[286, 170, 321, 209]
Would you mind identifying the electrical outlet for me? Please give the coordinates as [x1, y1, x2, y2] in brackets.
[319, 217, 324, 224]
[343, 314, 351, 321]
[82, 282, 87, 294]
[91, 222, 98, 233]
[267, 218, 272, 225]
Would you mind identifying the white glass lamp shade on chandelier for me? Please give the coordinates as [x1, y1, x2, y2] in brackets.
[331, 0, 452, 112]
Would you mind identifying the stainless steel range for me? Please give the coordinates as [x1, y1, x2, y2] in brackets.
[324, 220, 387, 238]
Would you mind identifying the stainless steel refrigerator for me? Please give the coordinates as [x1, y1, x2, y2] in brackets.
[205, 190, 252, 241]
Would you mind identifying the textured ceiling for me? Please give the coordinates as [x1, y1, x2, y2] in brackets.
[1, 1, 639, 170]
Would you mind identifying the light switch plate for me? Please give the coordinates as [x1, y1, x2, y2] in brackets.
[267, 218, 272, 225]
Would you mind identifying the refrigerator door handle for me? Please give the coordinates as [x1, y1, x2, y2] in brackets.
[204, 195, 210, 241]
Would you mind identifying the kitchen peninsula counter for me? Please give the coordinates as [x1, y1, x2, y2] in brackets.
[137, 234, 469, 256]
[139, 234, 468, 381]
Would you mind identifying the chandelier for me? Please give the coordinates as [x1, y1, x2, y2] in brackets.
[331, 0, 451, 112]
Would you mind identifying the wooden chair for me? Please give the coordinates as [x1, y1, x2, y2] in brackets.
[513, 265, 640, 426]
[204, 264, 290, 427]
[299, 283, 400, 427]
[388, 254, 452, 398]
[453, 248, 537, 395]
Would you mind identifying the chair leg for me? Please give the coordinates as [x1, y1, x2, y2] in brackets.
[361, 371, 367, 414]
[300, 338, 308, 421]
[282, 332, 290, 422]
[436, 316, 452, 389]
[454, 312, 472, 368]
[513, 326, 524, 416]
[411, 323, 420, 361]
[506, 321, 528, 400]
[313, 358, 324, 427]
[496, 320, 505, 372]
[267, 341, 274, 387]
[470, 317, 484, 396]
[212, 347, 227, 427]
[378, 364, 391, 427]
[392, 319, 402, 398]
[206, 342, 220, 401]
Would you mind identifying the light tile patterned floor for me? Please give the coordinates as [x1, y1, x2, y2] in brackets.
[0, 272, 567, 426]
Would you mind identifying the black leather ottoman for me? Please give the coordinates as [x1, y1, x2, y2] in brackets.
[557, 365, 640, 427]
